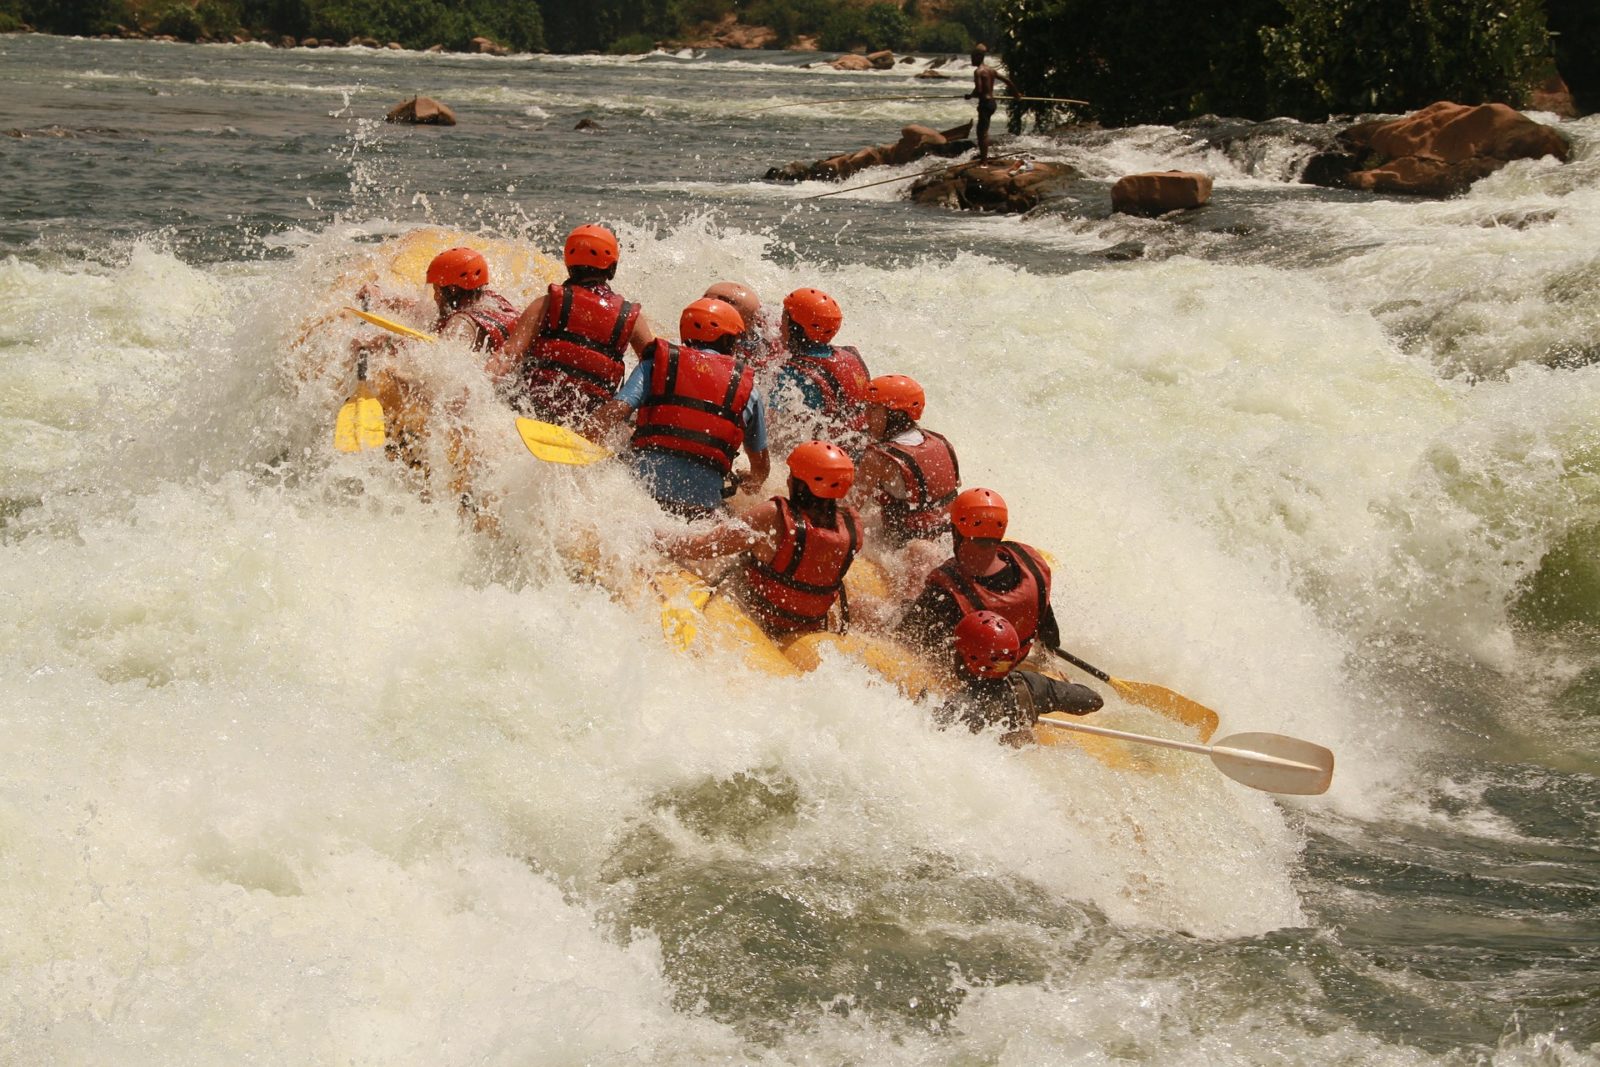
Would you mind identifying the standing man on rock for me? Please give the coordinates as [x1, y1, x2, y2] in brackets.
[966, 44, 1019, 164]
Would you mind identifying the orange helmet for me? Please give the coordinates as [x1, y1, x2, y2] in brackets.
[679, 298, 745, 344]
[950, 487, 1008, 539]
[954, 610, 1020, 679]
[563, 224, 619, 270]
[787, 440, 854, 499]
[782, 287, 842, 343]
[866, 375, 925, 420]
[425, 247, 489, 290]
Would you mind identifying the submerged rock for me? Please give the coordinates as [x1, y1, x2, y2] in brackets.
[765, 122, 974, 182]
[909, 159, 1078, 213]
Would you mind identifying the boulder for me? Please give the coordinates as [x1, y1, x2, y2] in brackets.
[1303, 101, 1569, 197]
[915, 69, 948, 80]
[1111, 170, 1213, 215]
[1529, 74, 1578, 118]
[470, 36, 507, 56]
[574, 117, 603, 132]
[424, 43, 444, 53]
[909, 160, 1077, 213]
[386, 42, 403, 50]
[278, 34, 296, 47]
[386, 96, 457, 126]
[793, 35, 818, 52]
[867, 50, 895, 70]
[831, 54, 873, 72]
[299, 36, 319, 47]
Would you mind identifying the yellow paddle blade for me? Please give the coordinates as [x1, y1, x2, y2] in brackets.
[333, 394, 386, 452]
[515, 417, 611, 466]
[1107, 677, 1220, 741]
[343, 306, 437, 343]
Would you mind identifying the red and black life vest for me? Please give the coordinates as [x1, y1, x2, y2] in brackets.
[926, 542, 1052, 657]
[631, 339, 756, 475]
[870, 429, 960, 543]
[437, 290, 519, 353]
[785, 344, 871, 434]
[522, 281, 641, 415]
[742, 497, 863, 636]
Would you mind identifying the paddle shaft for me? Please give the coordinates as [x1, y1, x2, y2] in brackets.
[1050, 647, 1113, 685]
[1037, 719, 1321, 771]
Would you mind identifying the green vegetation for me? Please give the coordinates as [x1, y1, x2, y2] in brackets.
[999, 0, 1561, 127]
[5, 0, 1583, 123]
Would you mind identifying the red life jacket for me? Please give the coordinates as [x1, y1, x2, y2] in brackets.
[631, 339, 756, 475]
[785, 344, 871, 434]
[438, 290, 519, 353]
[523, 281, 641, 416]
[742, 497, 863, 635]
[926, 542, 1052, 657]
[869, 429, 960, 543]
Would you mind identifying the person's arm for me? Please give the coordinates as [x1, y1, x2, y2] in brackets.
[487, 294, 547, 380]
[737, 391, 771, 494]
[741, 449, 771, 494]
[627, 311, 656, 356]
[591, 357, 651, 441]
[848, 446, 897, 510]
[436, 313, 477, 347]
[1036, 602, 1062, 656]
[662, 499, 778, 563]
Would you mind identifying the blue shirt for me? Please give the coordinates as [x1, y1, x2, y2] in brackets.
[616, 352, 769, 509]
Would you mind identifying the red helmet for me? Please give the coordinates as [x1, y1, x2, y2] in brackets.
[954, 611, 1020, 679]
[866, 374, 925, 420]
[950, 487, 1008, 539]
[787, 440, 854, 499]
[425, 247, 489, 290]
[679, 298, 746, 344]
[564, 224, 619, 270]
[782, 287, 842, 343]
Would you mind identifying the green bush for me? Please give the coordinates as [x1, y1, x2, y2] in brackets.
[151, 0, 204, 38]
[743, 0, 837, 46]
[914, 20, 970, 53]
[23, 0, 131, 34]
[860, 1, 910, 50]
[1261, 0, 1550, 115]
[608, 30, 655, 52]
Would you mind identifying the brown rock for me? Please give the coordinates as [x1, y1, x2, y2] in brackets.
[386, 96, 457, 126]
[867, 50, 895, 70]
[916, 69, 948, 80]
[470, 36, 507, 56]
[386, 42, 403, 50]
[574, 118, 602, 131]
[278, 34, 296, 47]
[1529, 74, 1578, 119]
[1111, 170, 1213, 215]
[1342, 101, 1568, 196]
[831, 54, 873, 72]
[794, 36, 818, 52]
[424, 44, 444, 53]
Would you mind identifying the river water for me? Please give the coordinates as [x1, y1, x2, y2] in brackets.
[2, 33, 1598, 1065]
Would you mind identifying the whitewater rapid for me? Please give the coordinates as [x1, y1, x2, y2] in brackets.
[3, 33, 1598, 1065]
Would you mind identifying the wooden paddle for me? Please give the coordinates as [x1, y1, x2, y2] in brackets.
[1051, 647, 1222, 740]
[515, 417, 612, 466]
[1034, 717, 1335, 795]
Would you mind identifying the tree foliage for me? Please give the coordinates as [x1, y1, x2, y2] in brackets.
[998, 0, 1281, 126]
[1262, 0, 1550, 115]
[999, 0, 1556, 126]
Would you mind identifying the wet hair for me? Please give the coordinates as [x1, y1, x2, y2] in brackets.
[788, 478, 838, 526]
[703, 333, 738, 355]
[883, 410, 915, 437]
[567, 263, 617, 285]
